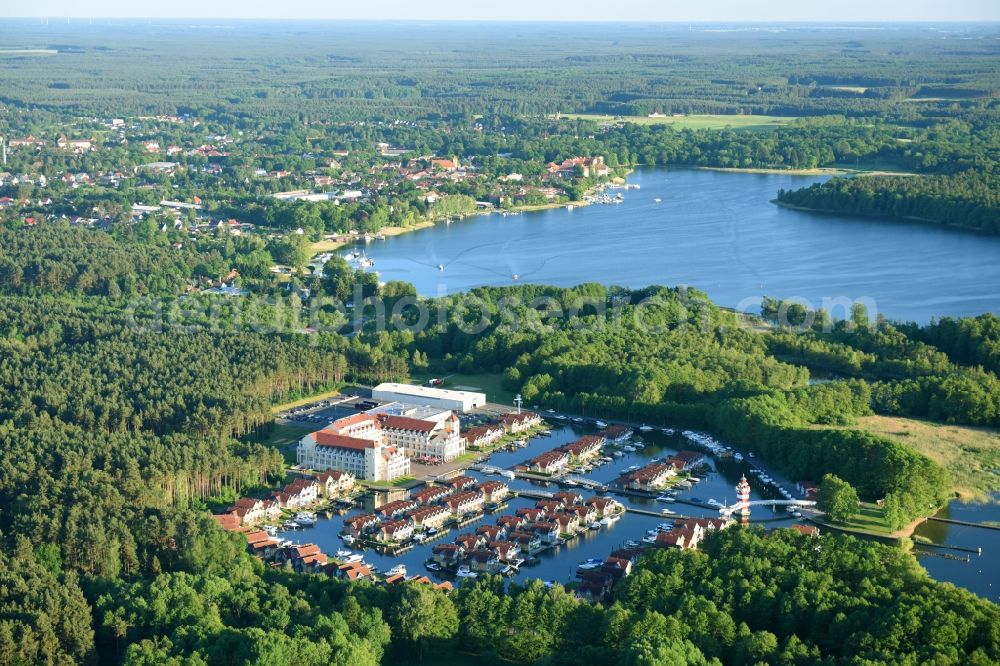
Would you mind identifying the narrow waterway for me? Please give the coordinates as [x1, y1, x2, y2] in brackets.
[274, 423, 800, 586]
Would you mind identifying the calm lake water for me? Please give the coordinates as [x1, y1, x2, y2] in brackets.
[913, 496, 1000, 604]
[362, 169, 1000, 323]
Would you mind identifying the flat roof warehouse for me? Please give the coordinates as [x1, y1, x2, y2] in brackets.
[371, 383, 487, 412]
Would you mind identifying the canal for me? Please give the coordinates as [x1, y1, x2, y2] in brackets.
[274, 422, 800, 586]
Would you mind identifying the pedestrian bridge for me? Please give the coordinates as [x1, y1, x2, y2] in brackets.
[720, 499, 816, 515]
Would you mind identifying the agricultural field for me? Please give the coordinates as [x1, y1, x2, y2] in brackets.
[853, 415, 1000, 500]
[559, 112, 797, 130]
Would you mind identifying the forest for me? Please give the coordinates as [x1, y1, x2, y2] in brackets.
[0, 20, 998, 666]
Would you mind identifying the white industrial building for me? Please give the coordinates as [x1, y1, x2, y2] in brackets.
[371, 383, 486, 412]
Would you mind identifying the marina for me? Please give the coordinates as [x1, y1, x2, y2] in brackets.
[264, 420, 805, 587]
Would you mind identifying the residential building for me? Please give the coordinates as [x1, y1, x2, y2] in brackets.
[344, 513, 379, 537]
[376, 498, 419, 519]
[432, 543, 465, 567]
[598, 425, 632, 443]
[479, 480, 510, 503]
[444, 475, 477, 491]
[411, 485, 452, 505]
[500, 411, 542, 434]
[489, 540, 520, 561]
[406, 505, 450, 530]
[463, 424, 506, 448]
[560, 435, 606, 461]
[467, 549, 503, 574]
[445, 490, 484, 516]
[584, 497, 624, 518]
[333, 561, 372, 581]
[529, 450, 570, 474]
[508, 530, 542, 554]
[315, 470, 355, 497]
[378, 519, 414, 543]
[617, 463, 677, 491]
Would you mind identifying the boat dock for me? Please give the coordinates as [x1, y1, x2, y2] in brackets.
[928, 516, 1000, 532]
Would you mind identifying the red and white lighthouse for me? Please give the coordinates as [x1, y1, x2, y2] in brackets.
[735, 475, 751, 517]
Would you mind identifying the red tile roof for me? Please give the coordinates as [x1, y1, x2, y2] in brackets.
[312, 431, 376, 450]
[377, 414, 436, 432]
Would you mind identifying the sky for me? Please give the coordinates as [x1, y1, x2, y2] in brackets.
[6, 0, 1000, 22]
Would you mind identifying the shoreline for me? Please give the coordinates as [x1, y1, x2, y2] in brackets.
[308, 197, 593, 259]
[697, 166, 919, 177]
[697, 166, 851, 176]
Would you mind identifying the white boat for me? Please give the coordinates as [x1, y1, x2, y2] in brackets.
[343, 553, 364, 563]
[657, 522, 674, 530]
[625, 539, 641, 548]
[335, 549, 354, 558]
[632, 442, 645, 449]
[612, 451, 624, 458]
[341, 534, 356, 544]
[688, 477, 701, 484]
[283, 520, 300, 529]
[501, 470, 516, 480]
[662, 428, 674, 435]
[387, 564, 407, 576]
[656, 495, 676, 503]
[577, 558, 603, 570]
[456, 565, 478, 579]
[589, 521, 602, 530]
[654, 198, 662, 203]
[413, 533, 427, 543]
[639, 425, 654, 432]
[626, 465, 641, 471]
[734, 453, 744, 461]
[622, 446, 637, 453]
[642, 535, 658, 544]
[295, 512, 317, 525]
[660, 508, 676, 515]
[595, 420, 608, 428]
[707, 499, 721, 506]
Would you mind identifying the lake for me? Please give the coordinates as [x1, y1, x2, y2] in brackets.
[361, 168, 1000, 323]
[913, 496, 1000, 605]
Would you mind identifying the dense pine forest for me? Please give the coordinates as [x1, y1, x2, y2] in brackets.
[0, 20, 998, 665]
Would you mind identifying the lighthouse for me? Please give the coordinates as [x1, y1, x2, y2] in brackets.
[736, 475, 751, 517]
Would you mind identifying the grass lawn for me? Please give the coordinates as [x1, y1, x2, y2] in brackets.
[365, 476, 416, 489]
[850, 415, 1000, 500]
[407, 371, 517, 406]
[558, 112, 796, 130]
[812, 502, 897, 538]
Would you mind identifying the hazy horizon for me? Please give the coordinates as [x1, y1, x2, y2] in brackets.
[4, 0, 999, 22]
